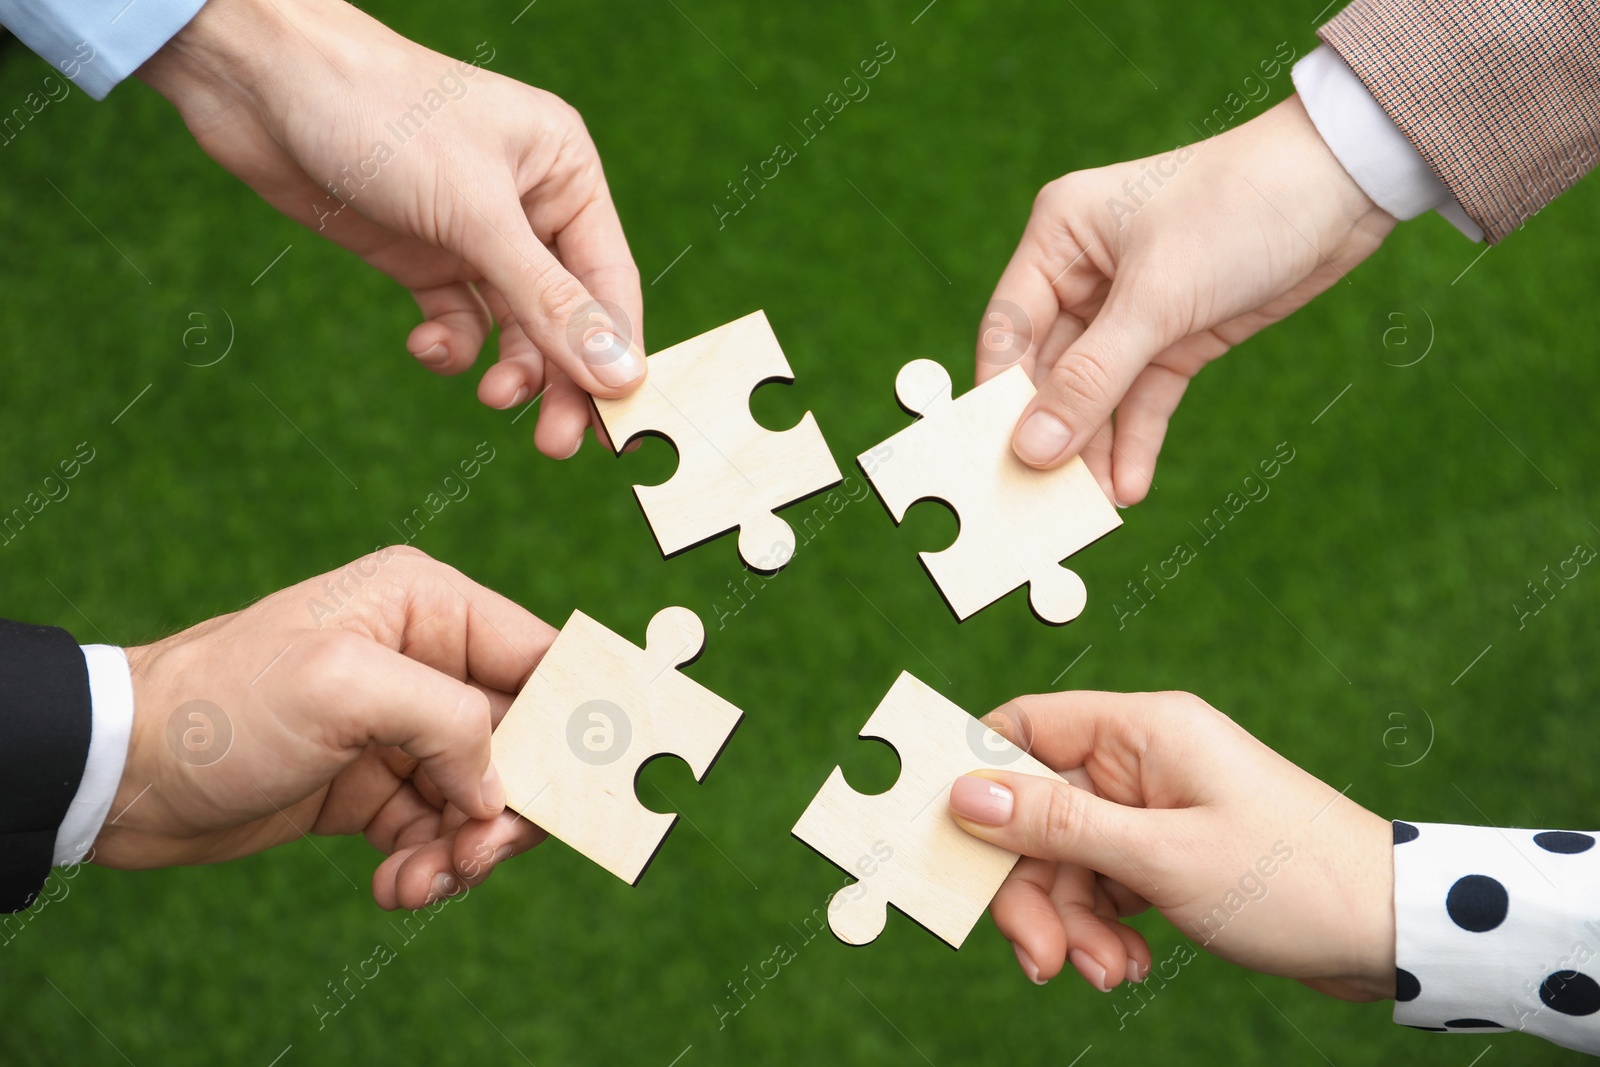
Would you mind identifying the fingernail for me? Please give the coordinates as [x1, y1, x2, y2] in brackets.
[1013, 942, 1047, 985]
[415, 342, 450, 368]
[430, 872, 458, 902]
[583, 331, 645, 388]
[481, 763, 505, 813]
[506, 385, 531, 409]
[560, 437, 582, 460]
[979, 711, 1011, 738]
[492, 844, 514, 865]
[1127, 959, 1144, 983]
[1070, 948, 1112, 992]
[1015, 411, 1074, 466]
[949, 775, 1013, 825]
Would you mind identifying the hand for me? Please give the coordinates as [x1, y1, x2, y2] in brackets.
[137, 0, 646, 460]
[93, 546, 554, 911]
[976, 96, 1394, 504]
[949, 690, 1394, 1001]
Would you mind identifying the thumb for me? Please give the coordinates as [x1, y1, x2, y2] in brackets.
[950, 769, 1160, 894]
[1011, 297, 1173, 469]
[461, 191, 646, 398]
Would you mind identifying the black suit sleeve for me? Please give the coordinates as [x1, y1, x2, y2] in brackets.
[0, 619, 91, 912]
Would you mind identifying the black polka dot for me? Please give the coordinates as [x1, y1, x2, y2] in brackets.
[1395, 967, 1420, 1002]
[1393, 821, 1419, 845]
[1446, 874, 1508, 932]
[1534, 831, 1595, 854]
[1540, 971, 1600, 1016]
[1445, 1018, 1505, 1029]
[1403, 1025, 1447, 1032]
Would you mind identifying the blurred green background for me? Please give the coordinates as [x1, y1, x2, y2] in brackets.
[2, 0, 1597, 1063]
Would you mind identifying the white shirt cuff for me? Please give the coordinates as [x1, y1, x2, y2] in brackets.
[1394, 820, 1600, 1055]
[0, 0, 209, 100]
[52, 645, 133, 865]
[1293, 44, 1483, 242]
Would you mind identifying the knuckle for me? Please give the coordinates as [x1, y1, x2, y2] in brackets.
[1040, 783, 1083, 847]
[1165, 691, 1217, 719]
[454, 684, 491, 724]
[535, 275, 589, 330]
[546, 95, 585, 132]
[1033, 175, 1074, 215]
[1152, 691, 1224, 733]
[1031, 181, 1060, 216]
[298, 630, 369, 692]
[1046, 352, 1116, 415]
[1034, 171, 1096, 215]
[379, 544, 431, 571]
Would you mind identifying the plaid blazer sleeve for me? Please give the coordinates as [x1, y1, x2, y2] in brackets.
[1319, 0, 1600, 242]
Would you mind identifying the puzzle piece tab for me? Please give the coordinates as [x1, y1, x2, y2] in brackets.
[792, 671, 1064, 948]
[859, 360, 1121, 624]
[490, 606, 743, 884]
[595, 311, 843, 574]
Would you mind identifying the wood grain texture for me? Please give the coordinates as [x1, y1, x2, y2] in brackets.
[490, 607, 743, 885]
[595, 310, 843, 574]
[792, 671, 1064, 948]
[859, 360, 1122, 624]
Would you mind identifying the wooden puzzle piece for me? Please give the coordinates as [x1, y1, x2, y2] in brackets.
[792, 671, 1064, 948]
[594, 311, 843, 574]
[490, 606, 743, 884]
[859, 360, 1121, 624]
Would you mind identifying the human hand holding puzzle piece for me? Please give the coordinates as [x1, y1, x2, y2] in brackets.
[491, 315, 1117, 949]
[490, 606, 743, 885]
[594, 310, 843, 574]
[793, 671, 1065, 948]
[861, 359, 1122, 624]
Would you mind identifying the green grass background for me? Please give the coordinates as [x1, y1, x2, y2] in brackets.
[2, 0, 1597, 1063]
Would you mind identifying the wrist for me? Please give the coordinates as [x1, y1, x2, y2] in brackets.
[1303, 806, 1397, 1001]
[91, 641, 167, 866]
[136, 0, 300, 110]
[1347, 809, 1399, 999]
[1268, 94, 1391, 229]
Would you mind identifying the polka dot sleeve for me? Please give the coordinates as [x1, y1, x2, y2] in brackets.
[1393, 820, 1600, 1054]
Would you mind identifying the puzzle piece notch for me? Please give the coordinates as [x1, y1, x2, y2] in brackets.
[490, 606, 743, 885]
[792, 671, 1065, 948]
[594, 311, 843, 574]
[860, 359, 1121, 625]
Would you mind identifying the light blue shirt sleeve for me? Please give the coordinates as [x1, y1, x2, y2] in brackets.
[0, 0, 209, 100]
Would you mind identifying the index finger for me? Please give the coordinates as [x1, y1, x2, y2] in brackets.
[986, 691, 1242, 811]
[977, 238, 1061, 385]
[337, 548, 560, 695]
[983, 691, 1163, 795]
[554, 188, 645, 358]
[422, 560, 560, 695]
[456, 178, 646, 398]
